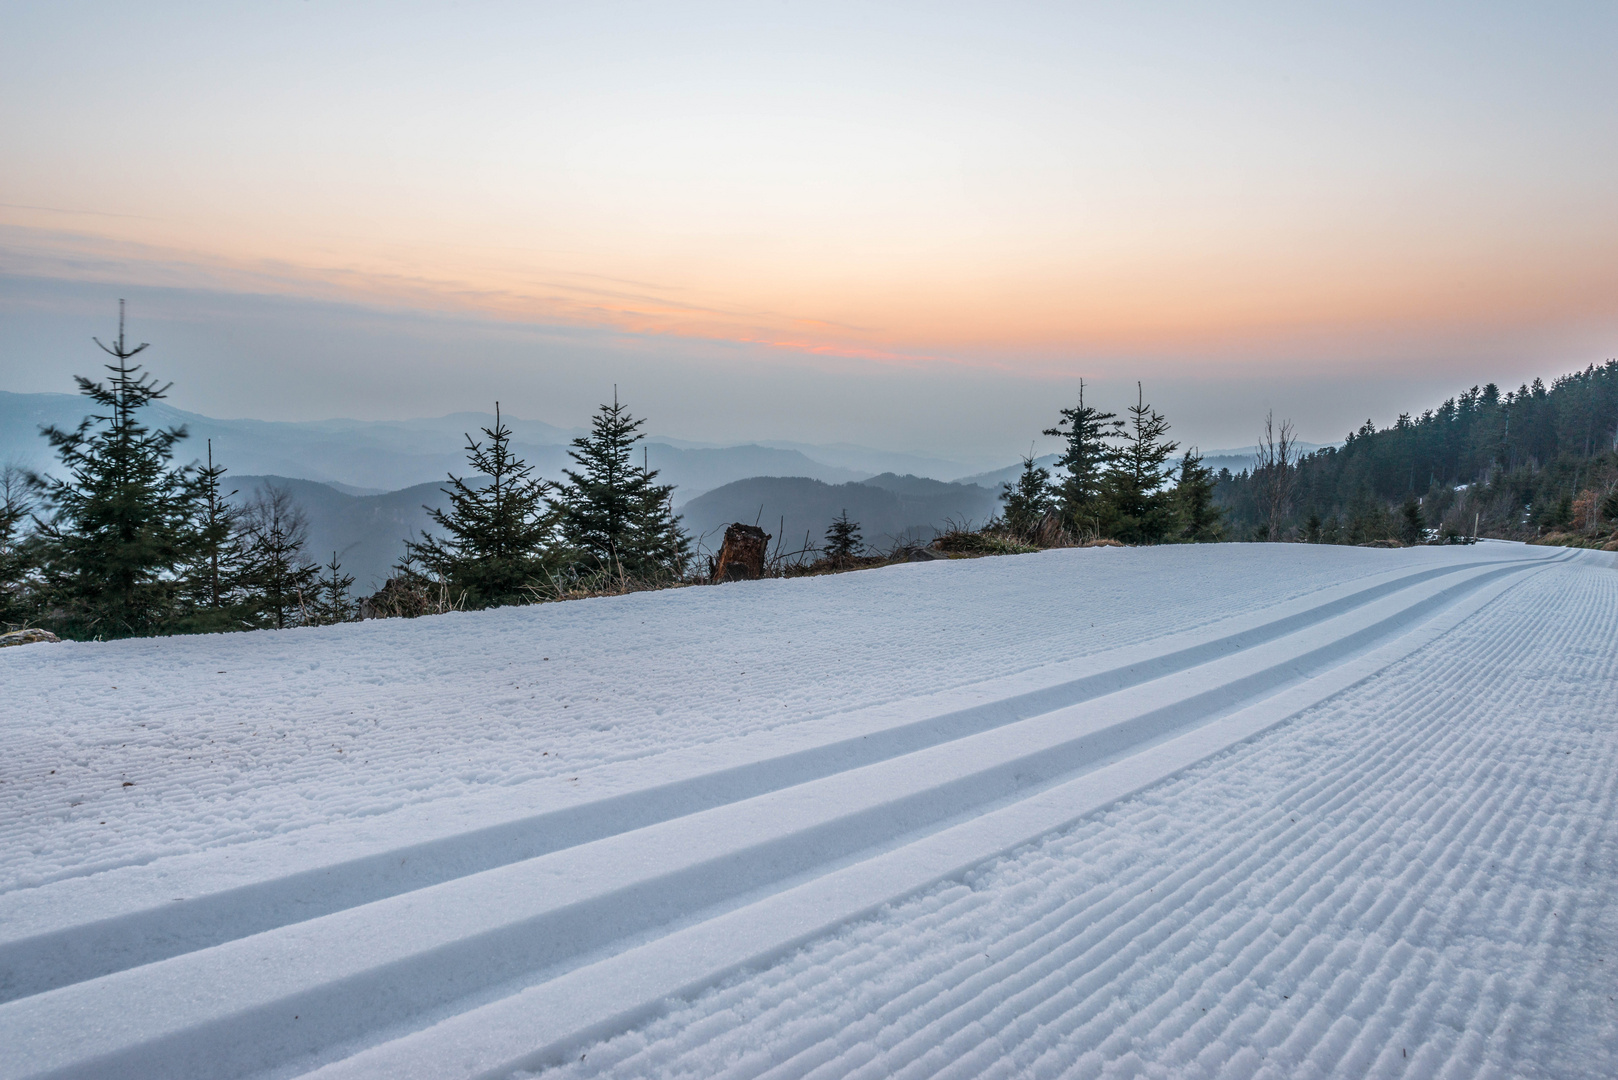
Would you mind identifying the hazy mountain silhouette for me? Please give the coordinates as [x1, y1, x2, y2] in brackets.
[229, 476, 453, 591]
[2, 392, 875, 496]
[678, 474, 1000, 557]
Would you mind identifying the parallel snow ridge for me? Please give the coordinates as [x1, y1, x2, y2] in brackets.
[2, 544, 1608, 1080]
[0, 547, 1587, 1080]
[0, 545, 1488, 892]
[527, 555, 1618, 1080]
[0, 553, 1523, 1001]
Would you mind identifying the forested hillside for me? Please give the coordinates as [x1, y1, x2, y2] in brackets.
[1215, 362, 1618, 543]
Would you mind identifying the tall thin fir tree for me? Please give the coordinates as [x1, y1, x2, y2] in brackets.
[177, 438, 245, 631]
[1101, 382, 1179, 544]
[406, 403, 560, 608]
[1043, 379, 1123, 538]
[31, 301, 199, 638]
[310, 551, 356, 625]
[1172, 449, 1223, 542]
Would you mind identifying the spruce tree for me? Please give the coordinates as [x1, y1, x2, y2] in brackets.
[1537, 493, 1573, 531]
[823, 510, 863, 566]
[626, 449, 690, 579]
[1043, 379, 1122, 537]
[237, 486, 320, 629]
[1171, 449, 1223, 542]
[554, 392, 689, 578]
[30, 302, 199, 638]
[1399, 496, 1425, 544]
[175, 439, 245, 632]
[310, 552, 356, 625]
[1000, 455, 1054, 540]
[0, 463, 37, 629]
[1101, 383, 1179, 543]
[407, 403, 560, 607]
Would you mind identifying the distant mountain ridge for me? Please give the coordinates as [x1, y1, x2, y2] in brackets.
[227, 476, 452, 591]
[0, 392, 919, 496]
[15, 391, 1330, 583]
[678, 474, 1000, 556]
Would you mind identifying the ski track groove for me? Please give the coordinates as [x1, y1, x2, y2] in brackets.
[0, 545, 1608, 1079]
[2, 547, 1407, 894]
[525, 555, 1615, 1080]
[0, 555, 1539, 1003]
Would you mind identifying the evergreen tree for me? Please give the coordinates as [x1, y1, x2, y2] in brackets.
[1602, 488, 1618, 524]
[0, 463, 37, 629]
[823, 510, 863, 566]
[1347, 489, 1394, 544]
[626, 449, 691, 579]
[1537, 492, 1573, 530]
[1101, 383, 1179, 543]
[407, 403, 560, 607]
[175, 439, 245, 632]
[237, 486, 320, 629]
[1043, 379, 1122, 536]
[30, 302, 199, 638]
[1172, 449, 1223, 542]
[1000, 455, 1054, 540]
[554, 392, 689, 578]
[310, 552, 356, 625]
[1399, 496, 1425, 544]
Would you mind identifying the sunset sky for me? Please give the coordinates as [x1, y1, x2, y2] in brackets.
[3, 2, 1616, 462]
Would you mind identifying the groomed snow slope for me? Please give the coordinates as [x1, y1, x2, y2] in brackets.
[1, 543, 1613, 1078]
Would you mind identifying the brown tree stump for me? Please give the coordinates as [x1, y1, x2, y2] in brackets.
[712, 523, 771, 582]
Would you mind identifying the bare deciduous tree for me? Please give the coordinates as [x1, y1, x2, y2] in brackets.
[1254, 411, 1297, 541]
[238, 485, 319, 629]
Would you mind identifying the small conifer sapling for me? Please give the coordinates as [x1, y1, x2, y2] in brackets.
[823, 510, 863, 567]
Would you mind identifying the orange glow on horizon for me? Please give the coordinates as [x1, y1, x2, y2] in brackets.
[6, 204, 1614, 381]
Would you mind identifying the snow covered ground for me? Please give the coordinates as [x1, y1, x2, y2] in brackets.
[1, 543, 1613, 1078]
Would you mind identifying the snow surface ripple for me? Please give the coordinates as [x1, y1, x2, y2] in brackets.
[0, 544, 1611, 1080]
[524, 556, 1617, 1080]
[3, 546, 1410, 892]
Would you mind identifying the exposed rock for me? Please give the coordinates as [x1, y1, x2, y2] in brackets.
[906, 547, 949, 562]
[0, 628, 61, 648]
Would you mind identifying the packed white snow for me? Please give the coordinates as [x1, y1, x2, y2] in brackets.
[534, 554, 1618, 1080]
[0, 542, 1613, 1079]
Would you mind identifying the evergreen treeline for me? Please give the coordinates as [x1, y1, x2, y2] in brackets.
[998, 381, 1223, 546]
[1214, 361, 1618, 543]
[388, 392, 690, 610]
[9, 306, 1614, 639]
[1, 307, 692, 639]
[2, 307, 362, 639]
